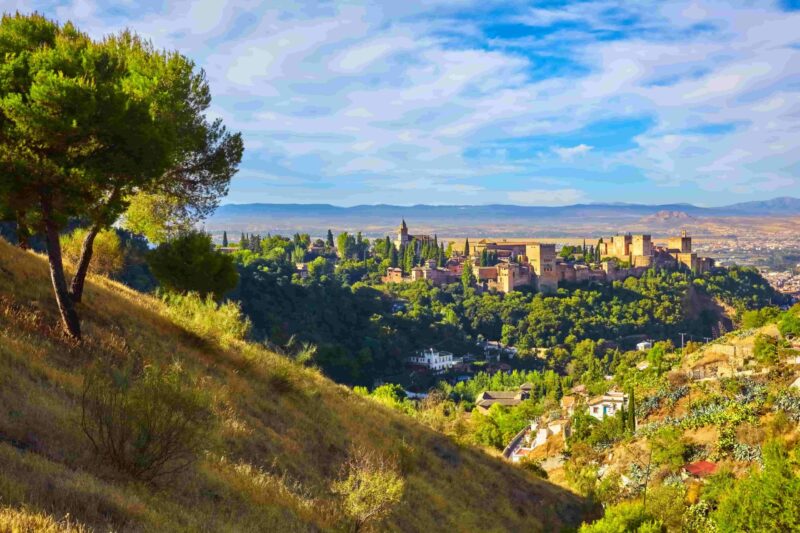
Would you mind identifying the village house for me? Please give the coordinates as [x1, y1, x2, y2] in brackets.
[504, 417, 572, 462]
[474, 383, 532, 414]
[587, 390, 627, 420]
[637, 340, 653, 351]
[407, 348, 460, 373]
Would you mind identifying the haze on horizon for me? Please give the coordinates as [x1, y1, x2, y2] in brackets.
[13, 0, 800, 207]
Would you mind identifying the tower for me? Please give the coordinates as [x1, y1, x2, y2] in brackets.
[395, 219, 409, 248]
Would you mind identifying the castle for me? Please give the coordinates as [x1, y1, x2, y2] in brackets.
[383, 222, 714, 294]
[394, 219, 434, 251]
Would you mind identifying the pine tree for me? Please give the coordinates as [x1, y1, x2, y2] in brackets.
[222, 231, 228, 247]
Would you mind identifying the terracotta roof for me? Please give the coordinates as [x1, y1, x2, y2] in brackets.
[683, 461, 717, 477]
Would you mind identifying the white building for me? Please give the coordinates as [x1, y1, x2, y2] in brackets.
[587, 390, 628, 421]
[637, 341, 653, 352]
[407, 348, 460, 373]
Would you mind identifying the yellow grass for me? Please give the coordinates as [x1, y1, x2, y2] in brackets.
[0, 239, 589, 531]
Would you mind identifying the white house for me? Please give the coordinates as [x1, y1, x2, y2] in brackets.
[637, 341, 653, 352]
[507, 418, 571, 463]
[587, 390, 628, 421]
[407, 348, 460, 373]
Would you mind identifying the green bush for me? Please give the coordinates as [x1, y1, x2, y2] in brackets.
[147, 231, 239, 299]
[162, 291, 251, 344]
[753, 333, 779, 365]
[81, 360, 214, 481]
[579, 501, 663, 532]
[713, 441, 800, 532]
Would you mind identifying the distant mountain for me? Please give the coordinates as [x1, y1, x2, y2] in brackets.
[638, 210, 696, 224]
[206, 197, 799, 236]
[718, 196, 800, 215]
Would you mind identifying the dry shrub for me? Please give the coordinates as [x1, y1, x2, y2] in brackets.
[0, 505, 89, 532]
[81, 360, 214, 481]
[331, 447, 405, 532]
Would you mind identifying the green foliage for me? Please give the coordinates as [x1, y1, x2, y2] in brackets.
[161, 291, 251, 344]
[122, 193, 194, 245]
[61, 228, 124, 277]
[650, 427, 686, 470]
[81, 361, 214, 481]
[579, 501, 662, 532]
[147, 231, 239, 299]
[779, 306, 800, 338]
[713, 441, 800, 532]
[740, 306, 780, 329]
[753, 333, 779, 365]
[461, 259, 476, 291]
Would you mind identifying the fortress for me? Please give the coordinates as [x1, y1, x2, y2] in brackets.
[384, 222, 715, 294]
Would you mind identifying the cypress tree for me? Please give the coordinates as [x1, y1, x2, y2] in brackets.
[239, 232, 247, 249]
[627, 388, 636, 433]
[222, 231, 228, 247]
[326, 229, 334, 248]
[464, 237, 470, 257]
[390, 244, 399, 268]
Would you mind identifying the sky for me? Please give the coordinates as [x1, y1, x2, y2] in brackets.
[7, 0, 800, 206]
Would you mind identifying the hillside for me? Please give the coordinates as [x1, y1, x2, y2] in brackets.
[540, 317, 800, 530]
[0, 238, 592, 532]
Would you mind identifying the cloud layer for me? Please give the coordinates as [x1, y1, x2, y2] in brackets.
[14, 0, 800, 205]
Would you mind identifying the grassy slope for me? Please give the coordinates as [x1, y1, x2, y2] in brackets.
[0, 239, 591, 532]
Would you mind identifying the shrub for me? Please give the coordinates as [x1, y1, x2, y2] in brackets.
[162, 291, 251, 344]
[579, 501, 662, 532]
[61, 228, 124, 277]
[331, 447, 405, 532]
[0, 506, 89, 532]
[753, 333, 779, 365]
[147, 231, 239, 298]
[519, 458, 548, 479]
[779, 311, 800, 338]
[81, 360, 213, 481]
[714, 441, 800, 531]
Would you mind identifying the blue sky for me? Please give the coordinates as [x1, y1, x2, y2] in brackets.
[9, 0, 800, 206]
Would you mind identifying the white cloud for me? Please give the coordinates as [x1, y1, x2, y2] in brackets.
[19, 0, 800, 204]
[552, 144, 594, 160]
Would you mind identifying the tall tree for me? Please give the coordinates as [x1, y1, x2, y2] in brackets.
[222, 231, 228, 247]
[464, 237, 470, 257]
[326, 229, 334, 248]
[462, 259, 476, 292]
[0, 14, 241, 337]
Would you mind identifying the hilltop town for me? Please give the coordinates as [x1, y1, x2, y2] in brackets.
[383, 220, 715, 294]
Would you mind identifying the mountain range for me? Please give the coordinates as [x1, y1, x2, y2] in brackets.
[205, 197, 800, 237]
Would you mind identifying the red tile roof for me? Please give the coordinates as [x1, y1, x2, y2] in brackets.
[683, 460, 717, 477]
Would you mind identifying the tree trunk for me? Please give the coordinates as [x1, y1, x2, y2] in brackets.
[69, 224, 100, 303]
[16, 211, 31, 250]
[40, 194, 81, 339]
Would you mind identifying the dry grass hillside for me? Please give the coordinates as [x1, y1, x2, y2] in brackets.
[0, 239, 591, 532]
